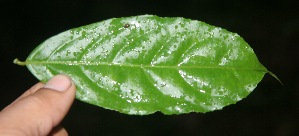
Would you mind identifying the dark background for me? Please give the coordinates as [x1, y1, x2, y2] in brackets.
[1, 0, 298, 135]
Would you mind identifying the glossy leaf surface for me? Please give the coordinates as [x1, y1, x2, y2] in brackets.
[19, 15, 270, 115]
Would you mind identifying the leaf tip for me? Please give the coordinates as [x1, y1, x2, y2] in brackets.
[13, 58, 26, 66]
[268, 71, 283, 85]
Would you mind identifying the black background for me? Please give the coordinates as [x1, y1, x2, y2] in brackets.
[1, 0, 298, 135]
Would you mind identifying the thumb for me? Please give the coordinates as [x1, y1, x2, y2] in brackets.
[0, 75, 76, 136]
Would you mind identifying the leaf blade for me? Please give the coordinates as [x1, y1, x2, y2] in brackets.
[24, 15, 269, 115]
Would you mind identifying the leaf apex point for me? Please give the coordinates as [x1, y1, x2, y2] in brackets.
[268, 71, 283, 85]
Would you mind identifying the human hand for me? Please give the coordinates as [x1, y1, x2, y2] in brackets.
[0, 75, 76, 136]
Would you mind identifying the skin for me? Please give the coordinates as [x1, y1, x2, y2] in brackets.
[0, 75, 76, 136]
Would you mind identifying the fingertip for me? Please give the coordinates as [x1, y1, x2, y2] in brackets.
[44, 75, 72, 92]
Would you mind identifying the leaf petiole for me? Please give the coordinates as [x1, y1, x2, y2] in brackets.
[13, 58, 26, 66]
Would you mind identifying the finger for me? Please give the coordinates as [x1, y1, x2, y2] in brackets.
[10, 82, 45, 105]
[1, 82, 45, 113]
[20, 82, 45, 98]
[0, 75, 76, 136]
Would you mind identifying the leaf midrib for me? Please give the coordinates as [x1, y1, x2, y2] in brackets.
[25, 60, 267, 71]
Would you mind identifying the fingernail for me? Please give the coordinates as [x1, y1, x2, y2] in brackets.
[44, 75, 72, 92]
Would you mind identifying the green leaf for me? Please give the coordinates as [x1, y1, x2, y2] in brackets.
[14, 15, 274, 115]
